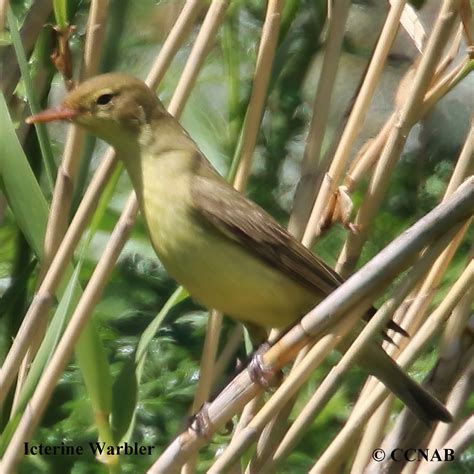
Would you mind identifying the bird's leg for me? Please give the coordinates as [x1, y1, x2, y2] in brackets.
[244, 322, 288, 388]
[248, 342, 278, 388]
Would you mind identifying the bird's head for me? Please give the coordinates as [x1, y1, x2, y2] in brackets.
[27, 73, 165, 146]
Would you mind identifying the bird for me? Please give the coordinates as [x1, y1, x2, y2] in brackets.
[27, 72, 451, 424]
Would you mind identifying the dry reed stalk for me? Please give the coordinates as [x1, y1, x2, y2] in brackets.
[150, 178, 473, 473]
[309, 259, 473, 473]
[423, 364, 474, 461]
[188, 3, 285, 470]
[187, 308, 223, 413]
[349, 123, 473, 467]
[344, 116, 394, 191]
[146, 0, 203, 88]
[344, 58, 469, 193]
[14, 0, 110, 407]
[460, 0, 473, 45]
[267, 225, 459, 469]
[386, 122, 472, 345]
[0, 0, 6, 31]
[350, 399, 393, 474]
[423, 416, 474, 474]
[336, 0, 463, 278]
[169, 0, 229, 118]
[0, 1, 230, 471]
[445, 121, 474, 196]
[247, 399, 294, 473]
[0, 0, 201, 407]
[249, 4, 418, 462]
[288, 0, 351, 239]
[234, 397, 263, 440]
[434, 23, 464, 80]
[345, 51, 470, 194]
[233, 0, 283, 191]
[41, 0, 108, 282]
[372, 290, 473, 474]
[395, 0, 427, 51]
[301, 0, 408, 246]
[182, 307, 222, 474]
[0, 195, 139, 472]
[210, 297, 376, 473]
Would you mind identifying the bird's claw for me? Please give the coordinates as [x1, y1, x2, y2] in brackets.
[248, 343, 276, 388]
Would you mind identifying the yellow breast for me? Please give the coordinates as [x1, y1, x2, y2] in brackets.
[123, 146, 319, 331]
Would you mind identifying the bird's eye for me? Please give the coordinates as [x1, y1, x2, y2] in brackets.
[96, 93, 114, 106]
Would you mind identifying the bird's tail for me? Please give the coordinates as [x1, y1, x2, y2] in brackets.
[358, 343, 452, 425]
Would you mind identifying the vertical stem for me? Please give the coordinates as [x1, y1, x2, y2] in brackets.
[231, 0, 283, 190]
[336, 0, 461, 277]
[301, 0, 408, 246]
[288, 0, 350, 239]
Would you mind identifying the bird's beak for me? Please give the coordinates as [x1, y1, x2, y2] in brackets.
[26, 105, 79, 124]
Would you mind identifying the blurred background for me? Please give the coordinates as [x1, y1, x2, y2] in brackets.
[0, 0, 472, 472]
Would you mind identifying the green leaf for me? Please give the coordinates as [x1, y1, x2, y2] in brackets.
[120, 286, 188, 442]
[7, 7, 56, 188]
[0, 92, 115, 453]
[12, 263, 83, 416]
[135, 286, 188, 377]
[111, 356, 138, 443]
[0, 93, 48, 257]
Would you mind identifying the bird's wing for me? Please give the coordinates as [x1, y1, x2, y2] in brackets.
[191, 171, 343, 295]
[191, 163, 408, 338]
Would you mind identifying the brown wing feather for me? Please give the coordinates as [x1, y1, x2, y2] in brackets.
[191, 164, 408, 339]
[191, 172, 343, 296]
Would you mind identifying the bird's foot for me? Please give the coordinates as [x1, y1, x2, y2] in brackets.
[248, 343, 277, 388]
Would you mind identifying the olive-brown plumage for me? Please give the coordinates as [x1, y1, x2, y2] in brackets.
[27, 72, 452, 424]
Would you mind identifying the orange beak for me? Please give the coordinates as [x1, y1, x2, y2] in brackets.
[26, 106, 79, 124]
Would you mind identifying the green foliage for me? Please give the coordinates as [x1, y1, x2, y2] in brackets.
[1, 0, 472, 472]
[0, 93, 48, 256]
[53, 0, 69, 29]
[111, 356, 138, 442]
[7, 7, 56, 188]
